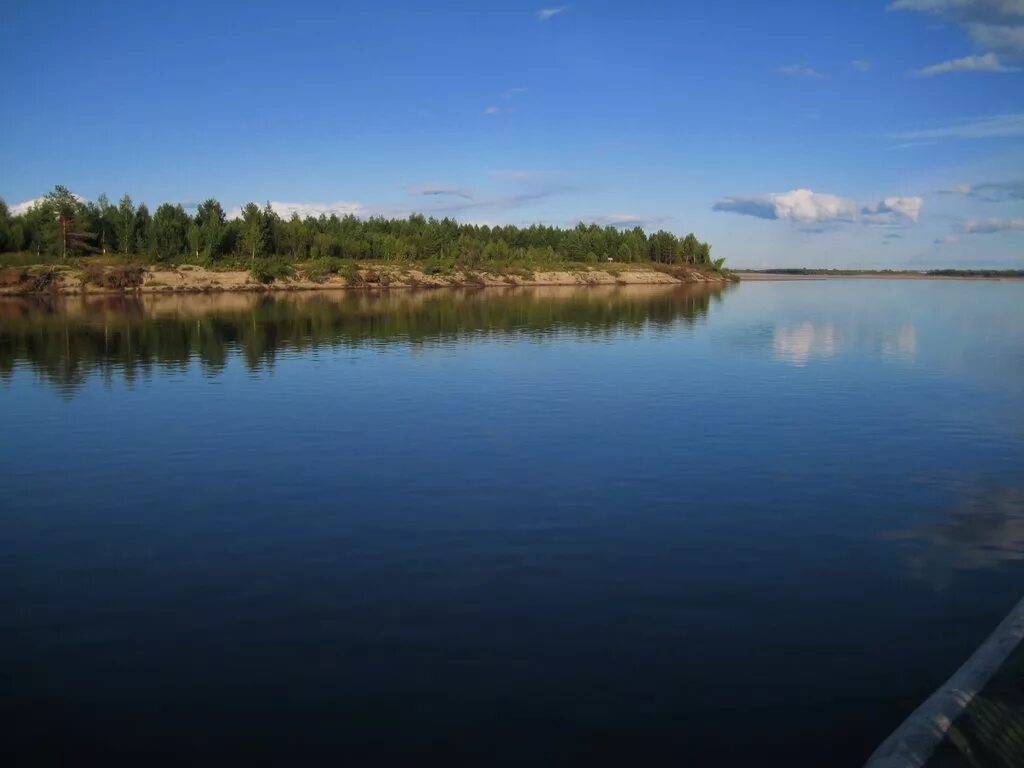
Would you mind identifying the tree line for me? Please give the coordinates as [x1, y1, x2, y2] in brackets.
[0, 185, 720, 269]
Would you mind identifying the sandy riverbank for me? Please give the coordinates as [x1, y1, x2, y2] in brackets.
[0, 264, 731, 295]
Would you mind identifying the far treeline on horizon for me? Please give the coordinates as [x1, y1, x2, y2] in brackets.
[0, 186, 721, 273]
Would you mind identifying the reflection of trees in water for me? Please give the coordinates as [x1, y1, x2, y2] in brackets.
[0, 284, 730, 393]
[881, 485, 1024, 590]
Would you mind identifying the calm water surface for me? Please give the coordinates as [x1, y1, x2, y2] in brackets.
[2, 280, 1023, 765]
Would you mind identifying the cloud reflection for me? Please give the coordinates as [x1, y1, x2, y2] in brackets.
[773, 322, 836, 365]
[881, 324, 917, 360]
[881, 485, 1024, 589]
[772, 321, 919, 365]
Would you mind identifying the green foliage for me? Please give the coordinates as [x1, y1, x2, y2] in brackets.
[250, 257, 293, 284]
[419, 255, 456, 275]
[340, 260, 362, 285]
[304, 257, 342, 283]
[117, 195, 135, 256]
[195, 199, 227, 260]
[44, 185, 95, 259]
[151, 204, 190, 261]
[134, 204, 152, 257]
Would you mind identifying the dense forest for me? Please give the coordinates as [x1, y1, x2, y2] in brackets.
[0, 186, 721, 271]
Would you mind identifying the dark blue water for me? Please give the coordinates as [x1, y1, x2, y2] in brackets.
[2, 280, 1022, 766]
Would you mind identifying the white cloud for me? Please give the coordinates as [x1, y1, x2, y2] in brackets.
[913, 51, 1020, 74]
[501, 87, 528, 100]
[893, 112, 1024, 139]
[851, 59, 873, 71]
[537, 7, 567, 21]
[961, 217, 1024, 233]
[777, 64, 823, 78]
[889, 0, 1024, 55]
[713, 188, 923, 226]
[482, 106, 502, 115]
[879, 196, 925, 221]
[407, 183, 473, 199]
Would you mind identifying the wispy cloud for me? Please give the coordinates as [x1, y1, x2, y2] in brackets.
[913, 52, 1019, 76]
[419, 183, 575, 217]
[227, 201, 366, 220]
[490, 169, 554, 181]
[777, 64, 824, 78]
[713, 188, 923, 227]
[585, 213, 671, 229]
[971, 23, 1024, 54]
[407, 183, 473, 199]
[484, 86, 527, 116]
[537, 6, 567, 21]
[887, 141, 938, 150]
[851, 59, 872, 71]
[940, 179, 1024, 201]
[889, 0, 1024, 56]
[893, 112, 1024, 140]
[961, 217, 1024, 234]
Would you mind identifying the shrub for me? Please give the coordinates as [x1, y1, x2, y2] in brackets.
[83, 263, 106, 286]
[251, 258, 293, 284]
[26, 268, 59, 293]
[304, 257, 342, 283]
[83, 264, 146, 291]
[362, 268, 392, 286]
[501, 264, 535, 281]
[105, 265, 146, 290]
[341, 260, 362, 286]
[420, 256, 455, 275]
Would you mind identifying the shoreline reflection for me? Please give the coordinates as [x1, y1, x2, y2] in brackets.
[0, 284, 732, 393]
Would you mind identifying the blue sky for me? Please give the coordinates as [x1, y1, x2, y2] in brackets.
[1, 0, 1022, 268]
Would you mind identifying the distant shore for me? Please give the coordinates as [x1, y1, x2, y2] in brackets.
[738, 270, 1024, 281]
[0, 263, 733, 296]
